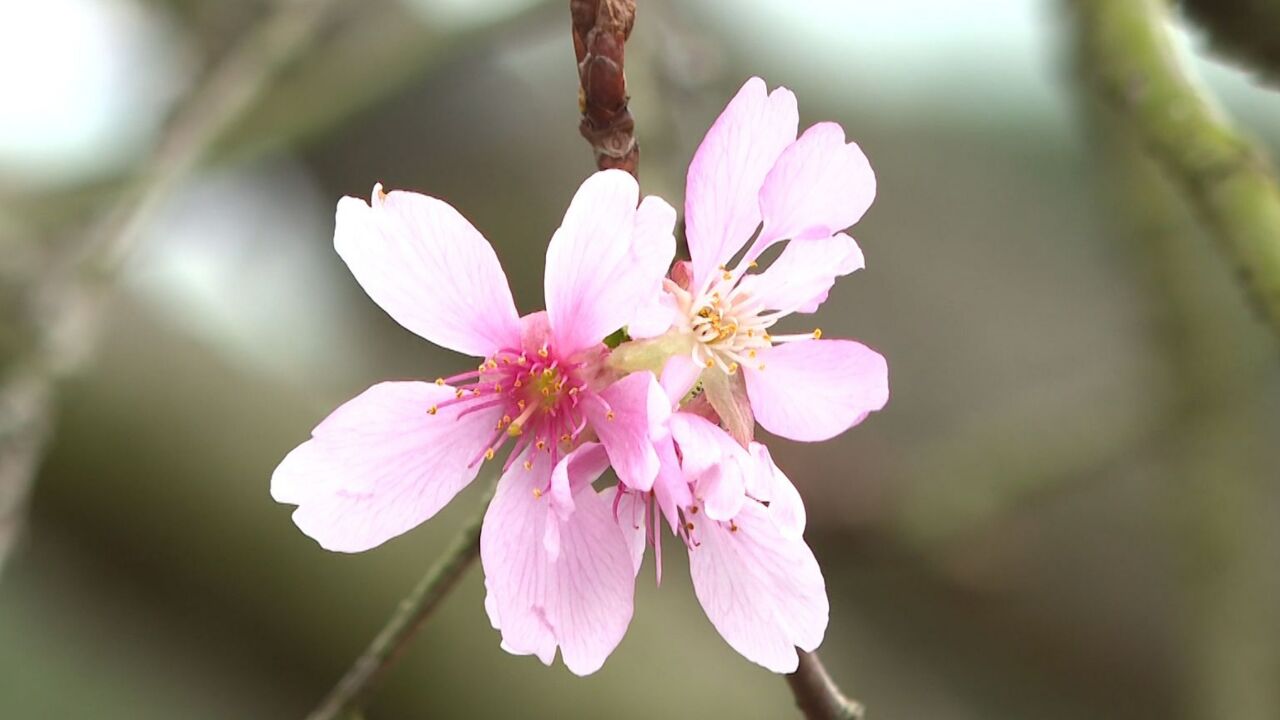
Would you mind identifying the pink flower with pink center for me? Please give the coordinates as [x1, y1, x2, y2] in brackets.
[627, 76, 890, 444]
[272, 169, 675, 675]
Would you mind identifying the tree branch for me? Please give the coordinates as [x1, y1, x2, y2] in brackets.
[571, 0, 639, 177]
[786, 651, 866, 720]
[1178, 0, 1280, 87]
[306, 484, 493, 720]
[0, 0, 339, 573]
[1072, 0, 1280, 342]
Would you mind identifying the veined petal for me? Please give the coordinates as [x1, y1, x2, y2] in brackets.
[744, 339, 889, 442]
[583, 372, 669, 492]
[685, 77, 798, 289]
[754, 123, 876, 254]
[659, 354, 703, 406]
[548, 442, 611, 524]
[481, 450, 636, 676]
[545, 170, 677, 356]
[271, 382, 500, 552]
[736, 233, 864, 316]
[688, 501, 828, 673]
[625, 196, 680, 339]
[669, 413, 748, 521]
[335, 186, 521, 358]
[615, 490, 649, 575]
[749, 442, 806, 538]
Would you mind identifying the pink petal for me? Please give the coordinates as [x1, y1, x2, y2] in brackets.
[614, 490, 648, 575]
[754, 123, 876, 254]
[685, 77, 798, 289]
[545, 171, 677, 356]
[688, 501, 828, 673]
[548, 442, 611, 525]
[270, 382, 500, 552]
[744, 339, 888, 442]
[653, 433, 693, 534]
[625, 196, 680, 339]
[749, 443, 806, 538]
[659, 354, 703, 405]
[736, 233, 864, 316]
[668, 413, 748, 521]
[481, 451, 636, 675]
[583, 372, 669, 492]
[335, 186, 522, 358]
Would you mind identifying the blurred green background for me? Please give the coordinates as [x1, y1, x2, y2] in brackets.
[2, 0, 1278, 718]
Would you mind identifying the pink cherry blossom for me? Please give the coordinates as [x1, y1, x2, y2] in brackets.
[272, 169, 676, 675]
[649, 76, 890, 443]
[611, 355, 827, 673]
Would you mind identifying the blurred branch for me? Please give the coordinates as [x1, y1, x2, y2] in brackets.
[1074, 0, 1280, 341]
[0, 0, 340, 573]
[571, 0, 640, 177]
[786, 652, 866, 720]
[1178, 0, 1280, 86]
[1079, 10, 1280, 719]
[307, 485, 492, 720]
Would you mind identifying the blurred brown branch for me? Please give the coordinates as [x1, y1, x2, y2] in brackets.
[1178, 0, 1280, 86]
[1072, 0, 1280, 343]
[307, 482, 493, 720]
[571, 0, 640, 177]
[0, 0, 339, 574]
[786, 652, 866, 720]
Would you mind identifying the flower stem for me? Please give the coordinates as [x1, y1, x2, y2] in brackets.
[306, 483, 494, 720]
[785, 651, 866, 720]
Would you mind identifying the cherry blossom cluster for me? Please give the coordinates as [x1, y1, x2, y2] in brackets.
[272, 78, 888, 675]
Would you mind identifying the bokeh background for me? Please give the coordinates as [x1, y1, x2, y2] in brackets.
[2, 1, 1279, 718]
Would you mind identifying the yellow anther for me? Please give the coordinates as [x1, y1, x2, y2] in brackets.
[532, 487, 543, 498]
[508, 422, 524, 437]
[729, 521, 739, 533]
[427, 405, 438, 415]
[523, 460, 534, 471]
[746, 329, 755, 337]
[537, 347, 549, 358]
[486, 359, 498, 370]
[722, 271, 732, 280]
[501, 414, 512, 425]
[517, 399, 527, 410]
[540, 387, 551, 397]
[535, 440, 547, 451]
[494, 384, 502, 393]
[704, 359, 714, 369]
[748, 260, 758, 269]
[517, 354, 527, 365]
[484, 448, 496, 461]
[763, 332, 772, 342]
[748, 349, 757, 359]
[684, 522, 695, 532]
[455, 389, 465, 399]
[727, 362, 739, 375]
[606, 410, 615, 421]
[435, 378, 445, 386]
[513, 379, 523, 388]
[478, 362, 487, 372]
[560, 433, 571, 443]
[758, 363, 767, 371]
[542, 368, 555, 378]
[812, 328, 823, 339]
[689, 506, 699, 515]
[568, 387, 579, 395]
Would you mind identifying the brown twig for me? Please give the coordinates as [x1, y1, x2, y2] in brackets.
[570, 0, 639, 177]
[786, 651, 867, 720]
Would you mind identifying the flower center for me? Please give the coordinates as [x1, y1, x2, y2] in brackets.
[428, 346, 588, 474]
[667, 267, 822, 375]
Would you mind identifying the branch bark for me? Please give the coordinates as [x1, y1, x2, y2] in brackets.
[570, 0, 639, 177]
[306, 484, 492, 720]
[786, 651, 866, 720]
[1073, 0, 1280, 342]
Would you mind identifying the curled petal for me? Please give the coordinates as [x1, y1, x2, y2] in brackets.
[749, 443, 807, 538]
[271, 382, 500, 552]
[688, 501, 828, 673]
[584, 372, 669, 492]
[669, 413, 748, 521]
[335, 186, 521, 358]
[744, 339, 888, 442]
